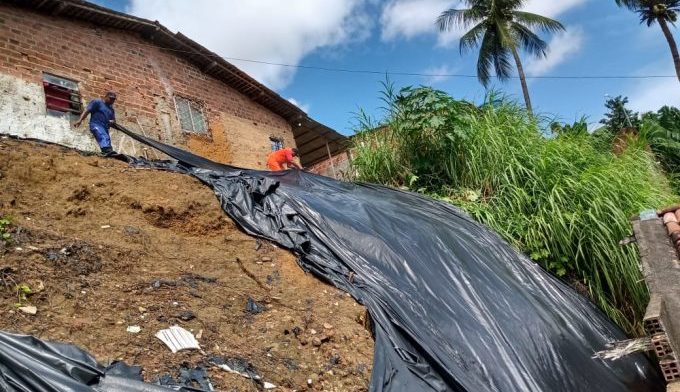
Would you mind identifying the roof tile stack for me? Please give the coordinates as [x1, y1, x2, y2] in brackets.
[654, 206, 680, 387]
[663, 210, 680, 252]
[658, 206, 680, 256]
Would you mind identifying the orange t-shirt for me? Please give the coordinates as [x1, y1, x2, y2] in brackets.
[267, 148, 294, 171]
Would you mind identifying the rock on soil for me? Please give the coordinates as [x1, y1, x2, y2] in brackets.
[0, 138, 374, 391]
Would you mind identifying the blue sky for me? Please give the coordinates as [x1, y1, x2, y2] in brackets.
[93, 0, 680, 135]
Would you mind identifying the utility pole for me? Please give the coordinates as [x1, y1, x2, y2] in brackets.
[605, 94, 634, 128]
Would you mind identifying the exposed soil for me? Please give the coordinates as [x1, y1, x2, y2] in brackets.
[0, 137, 374, 391]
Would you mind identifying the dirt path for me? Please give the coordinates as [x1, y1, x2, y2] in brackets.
[0, 137, 374, 391]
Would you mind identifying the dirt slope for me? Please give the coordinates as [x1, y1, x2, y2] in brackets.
[0, 137, 373, 391]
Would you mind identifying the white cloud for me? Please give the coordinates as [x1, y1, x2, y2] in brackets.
[381, 0, 589, 47]
[525, 27, 584, 76]
[128, 0, 372, 90]
[523, 0, 589, 19]
[613, 61, 680, 112]
[380, 0, 458, 41]
[422, 64, 459, 84]
[287, 98, 311, 114]
[627, 76, 680, 113]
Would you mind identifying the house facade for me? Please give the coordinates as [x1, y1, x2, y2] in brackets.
[0, 0, 346, 169]
[307, 150, 354, 180]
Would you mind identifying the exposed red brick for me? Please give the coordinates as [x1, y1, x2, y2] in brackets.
[308, 150, 353, 179]
[0, 3, 295, 168]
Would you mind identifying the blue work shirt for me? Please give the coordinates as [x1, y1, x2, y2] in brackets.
[86, 99, 115, 130]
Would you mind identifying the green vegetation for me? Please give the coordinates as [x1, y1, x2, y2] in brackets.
[614, 0, 680, 83]
[597, 97, 680, 193]
[0, 217, 11, 243]
[600, 96, 641, 131]
[351, 85, 677, 334]
[14, 283, 32, 307]
[437, 0, 565, 115]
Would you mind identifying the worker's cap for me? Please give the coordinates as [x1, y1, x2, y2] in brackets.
[105, 91, 117, 100]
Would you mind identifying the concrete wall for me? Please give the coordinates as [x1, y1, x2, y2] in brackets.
[0, 73, 99, 151]
[0, 4, 295, 168]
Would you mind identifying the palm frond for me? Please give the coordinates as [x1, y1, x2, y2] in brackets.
[477, 30, 496, 86]
[614, 0, 640, 11]
[491, 0, 525, 9]
[489, 26, 514, 81]
[645, 15, 658, 26]
[493, 46, 514, 81]
[511, 11, 565, 33]
[494, 20, 516, 49]
[437, 8, 483, 31]
[615, 0, 680, 26]
[511, 22, 549, 58]
[459, 22, 487, 54]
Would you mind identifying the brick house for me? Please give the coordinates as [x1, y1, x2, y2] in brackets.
[0, 0, 347, 169]
[307, 149, 354, 180]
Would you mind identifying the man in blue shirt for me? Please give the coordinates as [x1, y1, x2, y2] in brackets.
[74, 91, 117, 156]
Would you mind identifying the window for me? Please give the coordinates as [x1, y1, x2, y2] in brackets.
[42, 73, 82, 117]
[175, 96, 207, 133]
[270, 137, 284, 151]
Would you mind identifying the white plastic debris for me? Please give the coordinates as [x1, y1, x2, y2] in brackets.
[215, 363, 244, 376]
[215, 363, 276, 389]
[100, 225, 111, 229]
[126, 325, 141, 334]
[155, 325, 200, 353]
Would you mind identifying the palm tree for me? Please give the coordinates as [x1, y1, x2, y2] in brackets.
[615, 0, 680, 83]
[437, 0, 564, 115]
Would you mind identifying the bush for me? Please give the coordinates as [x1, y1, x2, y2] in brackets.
[0, 217, 11, 243]
[351, 86, 676, 334]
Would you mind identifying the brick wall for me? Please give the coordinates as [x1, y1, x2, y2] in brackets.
[308, 150, 354, 180]
[0, 4, 295, 168]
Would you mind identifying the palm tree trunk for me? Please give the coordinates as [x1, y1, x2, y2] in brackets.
[658, 17, 680, 84]
[511, 48, 533, 116]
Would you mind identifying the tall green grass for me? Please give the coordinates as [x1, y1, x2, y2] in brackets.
[351, 86, 677, 335]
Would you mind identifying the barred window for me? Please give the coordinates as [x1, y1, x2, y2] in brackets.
[175, 96, 207, 133]
[270, 137, 284, 151]
[42, 73, 82, 118]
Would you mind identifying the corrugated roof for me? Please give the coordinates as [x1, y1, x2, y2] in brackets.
[293, 117, 350, 167]
[1, 0, 348, 166]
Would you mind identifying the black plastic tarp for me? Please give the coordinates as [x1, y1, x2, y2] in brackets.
[0, 127, 664, 391]
[0, 329, 193, 391]
[107, 124, 663, 392]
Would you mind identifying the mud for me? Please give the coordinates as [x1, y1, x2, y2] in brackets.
[0, 137, 373, 391]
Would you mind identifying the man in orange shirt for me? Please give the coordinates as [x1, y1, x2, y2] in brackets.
[267, 147, 303, 171]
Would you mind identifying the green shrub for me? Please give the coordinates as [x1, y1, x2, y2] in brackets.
[351, 86, 676, 335]
[0, 217, 11, 243]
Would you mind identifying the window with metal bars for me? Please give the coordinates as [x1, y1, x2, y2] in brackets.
[270, 137, 284, 151]
[174, 96, 207, 134]
[42, 73, 82, 118]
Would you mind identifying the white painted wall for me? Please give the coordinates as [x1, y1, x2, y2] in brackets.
[0, 73, 100, 152]
[1, 73, 181, 160]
